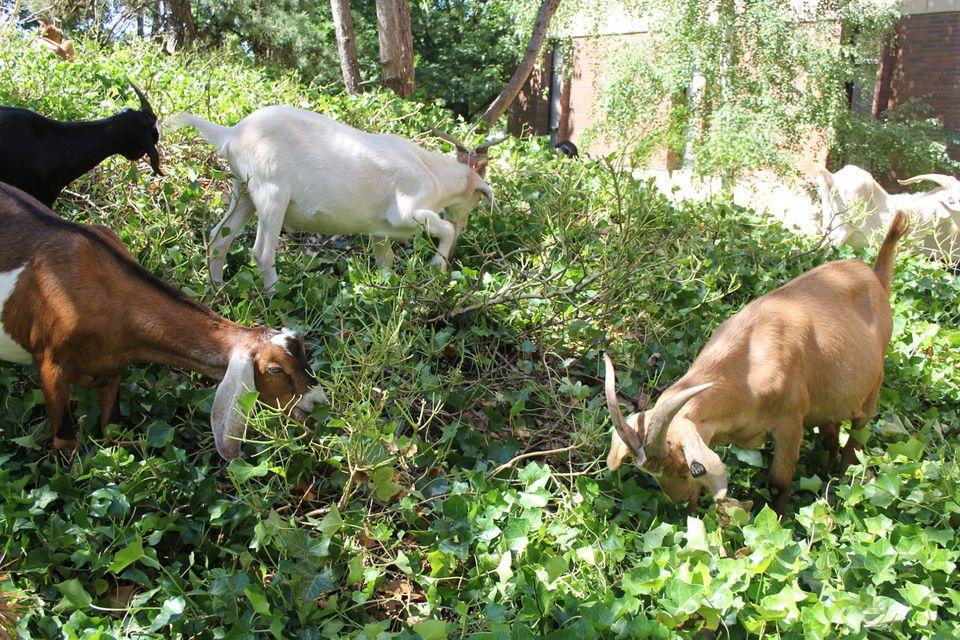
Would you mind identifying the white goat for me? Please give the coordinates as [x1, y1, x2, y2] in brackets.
[803, 162, 960, 262]
[165, 106, 503, 292]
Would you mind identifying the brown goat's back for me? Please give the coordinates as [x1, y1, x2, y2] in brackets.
[681, 258, 893, 438]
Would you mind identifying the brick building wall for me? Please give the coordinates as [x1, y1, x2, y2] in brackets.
[511, 5, 960, 164]
[508, 32, 677, 165]
[875, 11, 960, 132]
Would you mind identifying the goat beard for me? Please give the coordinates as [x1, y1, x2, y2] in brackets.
[146, 147, 163, 175]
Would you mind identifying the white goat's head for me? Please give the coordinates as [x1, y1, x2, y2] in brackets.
[431, 128, 508, 178]
[603, 353, 727, 506]
[431, 128, 505, 228]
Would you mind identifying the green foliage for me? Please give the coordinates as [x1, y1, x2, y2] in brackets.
[6, 0, 531, 119]
[1, 32, 960, 640]
[590, 0, 907, 181]
[411, 0, 525, 118]
[833, 102, 960, 186]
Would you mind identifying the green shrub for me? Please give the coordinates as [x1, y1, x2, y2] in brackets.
[833, 103, 960, 187]
[0, 33, 959, 640]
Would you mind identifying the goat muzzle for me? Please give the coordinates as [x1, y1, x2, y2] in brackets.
[146, 146, 163, 176]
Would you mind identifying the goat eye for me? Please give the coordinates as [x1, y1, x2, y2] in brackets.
[266, 365, 284, 375]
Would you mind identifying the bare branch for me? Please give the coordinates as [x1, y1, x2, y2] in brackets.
[479, 0, 561, 128]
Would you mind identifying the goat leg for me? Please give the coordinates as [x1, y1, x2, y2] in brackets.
[39, 358, 77, 455]
[839, 387, 879, 475]
[410, 209, 456, 271]
[810, 422, 840, 477]
[768, 419, 803, 516]
[97, 376, 123, 434]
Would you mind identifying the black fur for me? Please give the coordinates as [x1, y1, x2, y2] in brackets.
[0, 98, 160, 207]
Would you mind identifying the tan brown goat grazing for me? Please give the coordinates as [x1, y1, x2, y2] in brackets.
[604, 212, 909, 514]
[0, 183, 326, 459]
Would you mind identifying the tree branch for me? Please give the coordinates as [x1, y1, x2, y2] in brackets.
[479, 0, 561, 128]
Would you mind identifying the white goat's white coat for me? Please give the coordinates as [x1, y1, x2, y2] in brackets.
[0, 265, 32, 364]
[165, 106, 494, 291]
[808, 164, 960, 261]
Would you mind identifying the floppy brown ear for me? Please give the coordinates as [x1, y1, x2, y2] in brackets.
[607, 412, 646, 470]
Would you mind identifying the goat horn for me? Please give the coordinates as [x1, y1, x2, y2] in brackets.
[897, 174, 960, 190]
[127, 79, 155, 117]
[603, 353, 645, 466]
[474, 133, 509, 154]
[643, 382, 713, 459]
[430, 128, 469, 153]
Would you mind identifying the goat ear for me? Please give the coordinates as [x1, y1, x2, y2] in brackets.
[607, 412, 647, 470]
[680, 430, 727, 501]
[211, 350, 256, 460]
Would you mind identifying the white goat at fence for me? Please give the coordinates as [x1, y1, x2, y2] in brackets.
[165, 106, 504, 292]
[803, 162, 960, 263]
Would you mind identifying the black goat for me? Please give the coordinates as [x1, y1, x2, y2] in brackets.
[0, 83, 161, 207]
[554, 139, 579, 158]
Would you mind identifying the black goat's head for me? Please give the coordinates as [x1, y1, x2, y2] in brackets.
[118, 81, 162, 175]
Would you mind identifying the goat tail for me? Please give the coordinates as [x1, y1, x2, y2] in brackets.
[873, 210, 910, 293]
[162, 113, 232, 154]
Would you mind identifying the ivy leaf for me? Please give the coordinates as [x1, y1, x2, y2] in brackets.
[244, 585, 271, 616]
[304, 568, 335, 600]
[317, 505, 343, 535]
[371, 465, 403, 501]
[229, 458, 269, 483]
[56, 579, 92, 611]
[684, 517, 709, 552]
[413, 619, 449, 640]
[109, 537, 145, 574]
[150, 596, 185, 630]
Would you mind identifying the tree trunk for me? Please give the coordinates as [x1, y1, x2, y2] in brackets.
[375, 0, 416, 98]
[331, 0, 363, 94]
[165, 0, 196, 51]
[479, 0, 561, 128]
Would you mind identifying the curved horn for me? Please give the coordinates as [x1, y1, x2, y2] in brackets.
[643, 382, 713, 458]
[897, 174, 960, 190]
[430, 127, 469, 154]
[475, 133, 509, 154]
[128, 79, 155, 117]
[603, 353, 645, 465]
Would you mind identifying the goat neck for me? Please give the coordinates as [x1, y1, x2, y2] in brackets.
[420, 151, 480, 209]
[46, 114, 140, 187]
[118, 284, 253, 380]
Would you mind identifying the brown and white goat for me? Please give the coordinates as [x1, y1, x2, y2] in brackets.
[604, 212, 909, 514]
[0, 182, 326, 459]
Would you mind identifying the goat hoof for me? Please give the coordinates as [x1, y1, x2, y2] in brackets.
[52, 437, 78, 463]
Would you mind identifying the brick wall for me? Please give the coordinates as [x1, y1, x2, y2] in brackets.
[508, 32, 679, 165]
[876, 11, 960, 132]
[507, 50, 552, 138]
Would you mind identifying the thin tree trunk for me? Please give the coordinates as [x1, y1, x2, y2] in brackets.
[480, 0, 561, 128]
[375, 0, 416, 98]
[331, 0, 363, 94]
[166, 0, 196, 50]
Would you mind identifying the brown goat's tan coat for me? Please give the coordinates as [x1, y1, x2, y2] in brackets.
[606, 212, 909, 514]
[0, 183, 324, 458]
